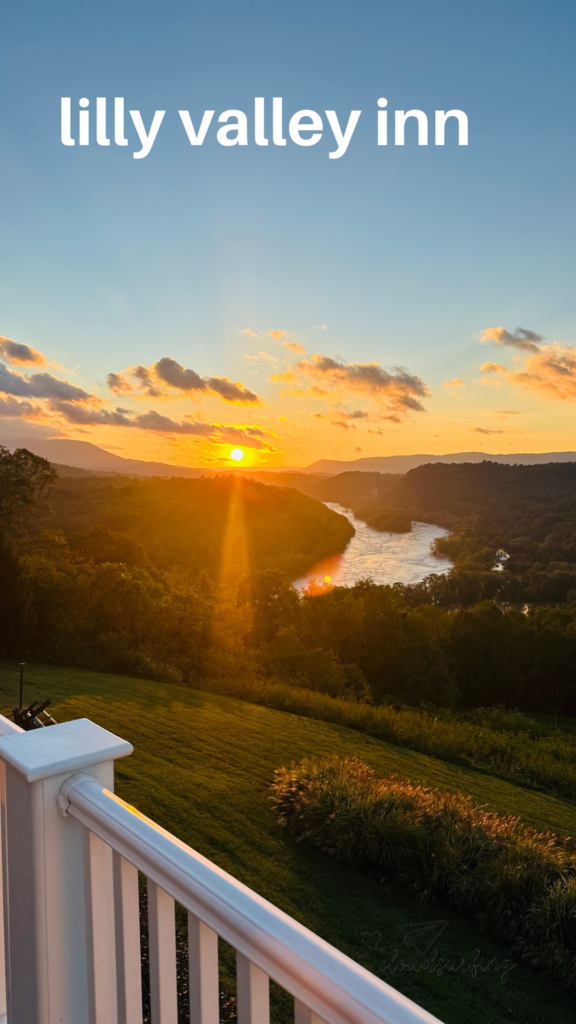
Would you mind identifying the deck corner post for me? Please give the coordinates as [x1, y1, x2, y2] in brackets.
[0, 717, 132, 1024]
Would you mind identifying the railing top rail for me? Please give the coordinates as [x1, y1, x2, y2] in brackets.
[0, 712, 22, 738]
[62, 774, 444, 1024]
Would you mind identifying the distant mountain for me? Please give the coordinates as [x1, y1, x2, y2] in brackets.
[7, 436, 576, 480]
[3, 438, 207, 478]
[303, 452, 576, 475]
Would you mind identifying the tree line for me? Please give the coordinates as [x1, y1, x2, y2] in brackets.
[2, 446, 576, 714]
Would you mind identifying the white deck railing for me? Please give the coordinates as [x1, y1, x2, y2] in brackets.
[0, 713, 444, 1024]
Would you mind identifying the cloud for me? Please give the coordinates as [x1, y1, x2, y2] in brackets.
[52, 400, 277, 450]
[0, 397, 41, 418]
[442, 377, 464, 387]
[216, 424, 276, 450]
[50, 402, 135, 427]
[243, 351, 278, 362]
[470, 427, 507, 435]
[271, 352, 429, 419]
[0, 337, 47, 366]
[314, 325, 328, 331]
[481, 362, 508, 375]
[353, 446, 362, 452]
[331, 419, 355, 430]
[268, 329, 288, 341]
[0, 362, 91, 402]
[282, 340, 307, 355]
[482, 344, 576, 402]
[480, 326, 544, 354]
[239, 328, 258, 336]
[206, 376, 260, 404]
[154, 358, 206, 392]
[108, 357, 261, 405]
[106, 371, 156, 396]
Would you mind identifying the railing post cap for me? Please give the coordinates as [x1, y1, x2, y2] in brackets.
[0, 718, 133, 782]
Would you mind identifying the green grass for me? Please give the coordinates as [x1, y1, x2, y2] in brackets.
[196, 674, 576, 802]
[2, 661, 576, 1024]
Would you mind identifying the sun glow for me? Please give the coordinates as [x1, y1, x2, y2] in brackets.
[230, 448, 245, 461]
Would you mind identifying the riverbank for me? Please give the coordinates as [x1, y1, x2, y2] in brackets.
[293, 503, 452, 593]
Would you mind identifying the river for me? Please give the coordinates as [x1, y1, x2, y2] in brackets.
[293, 503, 453, 594]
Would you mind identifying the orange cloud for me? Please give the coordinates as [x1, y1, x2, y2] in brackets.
[268, 329, 288, 340]
[243, 351, 278, 362]
[470, 427, 508, 435]
[481, 362, 507, 374]
[0, 336, 47, 366]
[283, 340, 307, 355]
[271, 352, 429, 420]
[442, 377, 464, 387]
[480, 326, 544, 353]
[270, 370, 295, 384]
[107, 357, 262, 405]
[482, 344, 576, 402]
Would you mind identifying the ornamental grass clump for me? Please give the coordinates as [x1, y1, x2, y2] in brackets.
[271, 756, 576, 986]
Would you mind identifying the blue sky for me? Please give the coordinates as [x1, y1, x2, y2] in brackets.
[1, 0, 575, 466]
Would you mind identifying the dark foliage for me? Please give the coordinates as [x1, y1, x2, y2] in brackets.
[25, 473, 353, 578]
[5, 457, 576, 716]
[281, 462, 576, 601]
[394, 461, 576, 569]
[354, 506, 412, 533]
[0, 446, 56, 528]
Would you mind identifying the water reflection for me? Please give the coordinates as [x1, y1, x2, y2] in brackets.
[293, 503, 453, 595]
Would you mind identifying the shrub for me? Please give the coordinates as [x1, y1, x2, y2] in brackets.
[271, 756, 576, 985]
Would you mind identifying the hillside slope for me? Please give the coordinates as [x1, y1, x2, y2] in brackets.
[1, 662, 575, 1024]
[28, 473, 354, 578]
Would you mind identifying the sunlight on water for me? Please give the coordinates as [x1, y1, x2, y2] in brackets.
[293, 503, 453, 595]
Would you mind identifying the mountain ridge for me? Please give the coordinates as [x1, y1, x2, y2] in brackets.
[4, 436, 576, 478]
[2, 437, 208, 477]
[304, 452, 576, 475]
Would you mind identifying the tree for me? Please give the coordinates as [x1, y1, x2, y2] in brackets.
[0, 533, 28, 652]
[0, 446, 57, 528]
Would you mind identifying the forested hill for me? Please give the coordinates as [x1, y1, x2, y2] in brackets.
[255, 461, 576, 578]
[244, 470, 400, 508]
[395, 461, 576, 568]
[26, 474, 354, 579]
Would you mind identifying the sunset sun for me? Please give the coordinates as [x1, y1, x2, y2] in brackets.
[230, 448, 245, 461]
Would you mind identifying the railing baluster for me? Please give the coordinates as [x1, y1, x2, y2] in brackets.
[294, 1000, 325, 1024]
[113, 852, 143, 1024]
[236, 951, 270, 1024]
[147, 878, 178, 1024]
[188, 911, 219, 1024]
[84, 827, 119, 1024]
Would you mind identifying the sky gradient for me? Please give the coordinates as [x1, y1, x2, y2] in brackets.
[1, 0, 575, 468]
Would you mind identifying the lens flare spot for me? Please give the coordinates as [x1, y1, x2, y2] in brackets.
[230, 448, 245, 461]
[324, 575, 331, 583]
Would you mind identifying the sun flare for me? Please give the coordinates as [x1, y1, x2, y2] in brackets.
[230, 448, 245, 461]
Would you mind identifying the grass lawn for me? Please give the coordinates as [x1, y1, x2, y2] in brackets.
[1, 661, 575, 1024]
